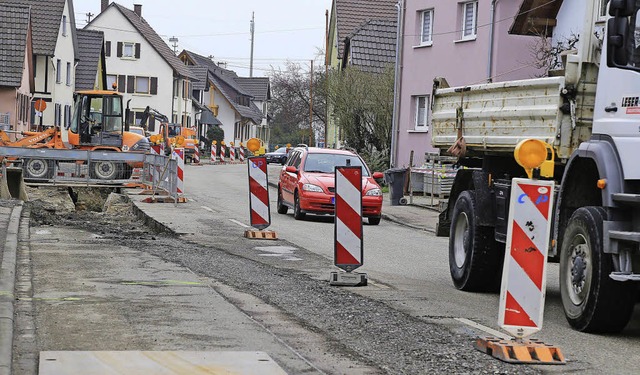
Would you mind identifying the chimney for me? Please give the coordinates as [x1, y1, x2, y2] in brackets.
[101, 0, 108, 12]
[133, 4, 142, 17]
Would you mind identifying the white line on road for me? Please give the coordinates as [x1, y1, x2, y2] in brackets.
[229, 219, 250, 228]
[201, 206, 214, 213]
[455, 318, 510, 340]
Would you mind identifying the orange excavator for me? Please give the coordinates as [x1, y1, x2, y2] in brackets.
[0, 90, 150, 180]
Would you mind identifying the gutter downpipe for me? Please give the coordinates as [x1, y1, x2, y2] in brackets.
[390, 0, 405, 168]
[487, 0, 497, 83]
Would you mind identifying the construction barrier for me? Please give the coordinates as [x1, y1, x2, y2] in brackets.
[172, 148, 185, 195]
[194, 145, 200, 164]
[239, 145, 245, 162]
[334, 166, 363, 272]
[220, 144, 226, 163]
[230, 145, 236, 162]
[211, 142, 217, 163]
[247, 156, 270, 230]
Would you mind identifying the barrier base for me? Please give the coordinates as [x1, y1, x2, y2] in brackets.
[474, 337, 566, 365]
[329, 271, 367, 287]
[244, 230, 278, 240]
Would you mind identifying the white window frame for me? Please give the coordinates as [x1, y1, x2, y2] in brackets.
[414, 95, 429, 131]
[420, 9, 434, 46]
[123, 42, 135, 58]
[461, 1, 478, 41]
[106, 74, 117, 90]
[62, 15, 67, 36]
[135, 76, 150, 94]
[597, 0, 610, 21]
[56, 59, 61, 83]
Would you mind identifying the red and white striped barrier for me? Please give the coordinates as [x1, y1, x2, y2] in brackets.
[230, 146, 236, 162]
[194, 145, 200, 164]
[247, 156, 270, 229]
[211, 142, 217, 163]
[498, 178, 554, 338]
[334, 166, 363, 272]
[220, 144, 226, 163]
[239, 146, 245, 162]
[172, 148, 185, 195]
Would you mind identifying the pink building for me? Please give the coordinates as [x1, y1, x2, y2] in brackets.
[392, 0, 545, 167]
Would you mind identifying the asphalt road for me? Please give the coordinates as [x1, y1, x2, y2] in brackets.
[182, 163, 640, 374]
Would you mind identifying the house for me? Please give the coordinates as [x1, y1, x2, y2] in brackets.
[0, 4, 34, 137]
[391, 0, 546, 168]
[235, 77, 271, 145]
[178, 50, 264, 147]
[326, 0, 398, 149]
[3, 0, 78, 131]
[341, 19, 397, 73]
[75, 29, 107, 91]
[86, 1, 195, 133]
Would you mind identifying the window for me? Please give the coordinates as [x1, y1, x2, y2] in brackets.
[414, 95, 429, 131]
[105, 41, 111, 57]
[56, 59, 61, 83]
[421, 9, 434, 45]
[461, 1, 478, 40]
[135, 76, 150, 94]
[66, 62, 71, 86]
[123, 42, 134, 57]
[598, 0, 610, 19]
[106, 74, 117, 90]
[62, 15, 67, 36]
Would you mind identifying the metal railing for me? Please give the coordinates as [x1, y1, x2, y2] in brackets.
[0, 146, 178, 201]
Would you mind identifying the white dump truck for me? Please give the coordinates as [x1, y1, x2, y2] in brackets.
[432, 0, 640, 333]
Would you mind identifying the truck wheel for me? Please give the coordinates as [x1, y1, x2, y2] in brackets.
[90, 161, 120, 180]
[23, 158, 53, 180]
[276, 188, 288, 214]
[449, 191, 501, 292]
[560, 206, 636, 333]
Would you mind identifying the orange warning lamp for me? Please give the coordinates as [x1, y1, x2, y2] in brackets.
[246, 137, 262, 152]
[212, 140, 217, 145]
[514, 139, 555, 179]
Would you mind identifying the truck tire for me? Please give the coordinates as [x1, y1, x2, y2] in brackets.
[90, 161, 120, 180]
[449, 190, 502, 292]
[560, 206, 636, 333]
[23, 158, 53, 180]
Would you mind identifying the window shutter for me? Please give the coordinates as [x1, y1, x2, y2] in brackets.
[63, 105, 68, 128]
[127, 76, 135, 93]
[117, 75, 125, 93]
[134, 43, 141, 58]
[105, 41, 111, 57]
[117, 42, 123, 57]
[150, 77, 158, 95]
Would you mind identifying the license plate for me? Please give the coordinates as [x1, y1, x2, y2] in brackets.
[331, 197, 335, 204]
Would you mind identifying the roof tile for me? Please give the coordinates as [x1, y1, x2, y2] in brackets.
[0, 4, 30, 87]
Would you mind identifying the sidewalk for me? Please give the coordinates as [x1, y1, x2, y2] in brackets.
[381, 193, 441, 233]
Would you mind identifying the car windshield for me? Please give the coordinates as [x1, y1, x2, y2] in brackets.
[303, 153, 369, 176]
[273, 148, 287, 154]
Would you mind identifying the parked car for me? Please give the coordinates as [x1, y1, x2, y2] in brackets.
[277, 146, 383, 224]
[265, 147, 289, 164]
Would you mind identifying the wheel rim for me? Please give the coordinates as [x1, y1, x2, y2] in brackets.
[453, 212, 469, 268]
[94, 161, 117, 179]
[26, 159, 48, 178]
[565, 234, 591, 306]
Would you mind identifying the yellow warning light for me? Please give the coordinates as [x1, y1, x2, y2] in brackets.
[597, 179, 607, 189]
[221, 141, 225, 146]
[230, 142, 234, 146]
[286, 143, 291, 148]
[212, 140, 217, 145]
[514, 139, 555, 179]
[246, 137, 262, 152]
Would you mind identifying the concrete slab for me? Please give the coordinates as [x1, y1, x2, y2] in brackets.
[39, 351, 287, 375]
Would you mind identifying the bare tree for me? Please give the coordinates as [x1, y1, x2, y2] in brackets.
[530, 33, 580, 77]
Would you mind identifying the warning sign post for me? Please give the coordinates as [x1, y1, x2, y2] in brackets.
[245, 156, 277, 240]
[330, 166, 367, 286]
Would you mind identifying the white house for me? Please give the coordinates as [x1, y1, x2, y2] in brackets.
[3, 0, 78, 132]
[86, 1, 195, 133]
[235, 77, 271, 145]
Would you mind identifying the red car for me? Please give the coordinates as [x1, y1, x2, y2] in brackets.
[277, 146, 384, 225]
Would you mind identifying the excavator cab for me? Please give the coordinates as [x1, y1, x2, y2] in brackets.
[70, 91, 124, 147]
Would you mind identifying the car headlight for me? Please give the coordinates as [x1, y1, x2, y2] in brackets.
[302, 183, 324, 193]
[365, 188, 382, 196]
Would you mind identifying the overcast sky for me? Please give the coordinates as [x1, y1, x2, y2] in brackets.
[75, 0, 333, 77]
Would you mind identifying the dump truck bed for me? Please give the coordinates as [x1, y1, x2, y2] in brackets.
[430, 75, 596, 160]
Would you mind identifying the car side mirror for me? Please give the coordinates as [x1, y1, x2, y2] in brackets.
[285, 166, 297, 174]
[372, 172, 384, 179]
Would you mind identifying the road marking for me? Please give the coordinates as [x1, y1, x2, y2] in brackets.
[455, 318, 510, 340]
[201, 206, 214, 213]
[229, 219, 250, 228]
[366, 280, 390, 289]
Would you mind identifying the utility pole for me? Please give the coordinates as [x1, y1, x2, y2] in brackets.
[309, 60, 314, 146]
[249, 12, 255, 77]
[169, 36, 179, 54]
[86, 12, 94, 23]
[324, 9, 329, 148]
